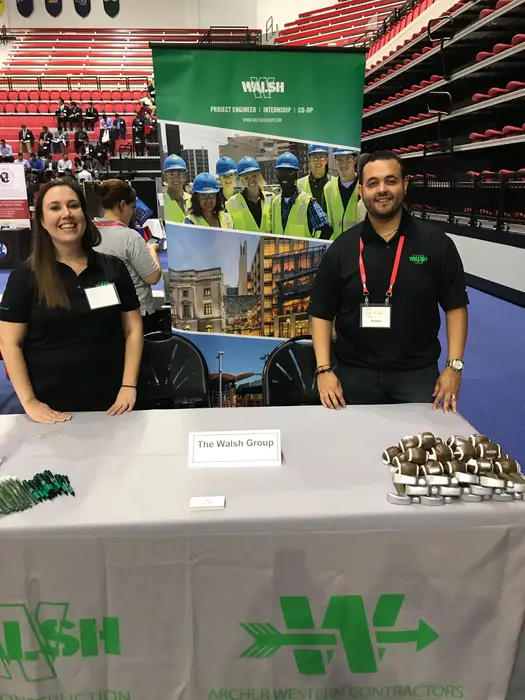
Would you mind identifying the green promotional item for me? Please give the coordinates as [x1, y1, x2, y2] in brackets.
[103, 0, 119, 17]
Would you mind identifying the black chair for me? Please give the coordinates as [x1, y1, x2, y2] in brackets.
[262, 335, 323, 407]
[137, 331, 212, 409]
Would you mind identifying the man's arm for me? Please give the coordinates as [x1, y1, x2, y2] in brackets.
[307, 199, 333, 240]
[433, 307, 468, 413]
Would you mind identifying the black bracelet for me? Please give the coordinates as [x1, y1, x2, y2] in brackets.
[314, 366, 333, 378]
[122, 385, 137, 389]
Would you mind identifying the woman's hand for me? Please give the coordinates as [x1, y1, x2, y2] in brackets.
[23, 398, 72, 424]
[317, 371, 346, 410]
[107, 387, 137, 416]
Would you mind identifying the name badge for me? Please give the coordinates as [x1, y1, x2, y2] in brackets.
[84, 283, 120, 310]
[189, 429, 282, 468]
[360, 303, 391, 329]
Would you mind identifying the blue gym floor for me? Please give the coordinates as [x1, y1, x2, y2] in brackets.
[0, 255, 523, 465]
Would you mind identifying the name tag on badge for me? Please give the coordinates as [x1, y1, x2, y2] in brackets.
[84, 283, 120, 310]
[360, 303, 391, 329]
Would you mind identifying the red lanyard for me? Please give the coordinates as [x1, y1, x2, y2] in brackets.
[359, 235, 405, 304]
[95, 220, 122, 227]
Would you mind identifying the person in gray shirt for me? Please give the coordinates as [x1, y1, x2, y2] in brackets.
[93, 179, 162, 333]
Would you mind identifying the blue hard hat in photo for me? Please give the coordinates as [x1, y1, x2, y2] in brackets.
[275, 152, 300, 169]
[308, 144, 329, 155]
[216, 156, 237, 176]
[163, 154, 187, 171]
[193, 172, 221, 194]
[237, 156, 261, 176]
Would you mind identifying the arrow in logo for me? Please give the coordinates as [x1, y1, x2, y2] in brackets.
[375, 619, 439, 651]
[239, 623, 337, 659]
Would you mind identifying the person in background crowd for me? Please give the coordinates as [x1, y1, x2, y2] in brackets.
[309, 150, 469, 412]
[99, 112, 113, 131]
[19, 124, 35, 155]
[271, 152, 332, 239]
[132, 111, 146, 156]
[39, 126, 52, 144]
[113, 114, 126, 140]
[226, 156, 273, 233]
[57, 153, 73, 175]
[147, 77, 156, 104]
[52, 126, 67, 155]
[37, 138, 51, 164]
[29, 152, 44, 176]
[74, 156, 82, 172]
[0, 139, 13, 160]
[80, 137, 95, 161]
[216, 157, 237, 201]
[87, 157, 100, 179]
[77, 164, 93, 184]
[95, 140, 109, 169]
[298, 144, 332, 212]
[0, 179, 143, 421]
[148, 114, 158, 142]
[74, 126, 88, 154]
[55, 98, 70, 130]
[94, 179, 162, 334]
[133, 131, 146, 157]
[162, 154, 191, 224]
[15, 152, 29, 170]
[84, 101, 99, 132]
[69, 101, 83, 131]
[133, 108, 145, 128]
[184, 173, 234, 229]
[323, 148, 359, 239]
[356, 153, 370, 224]
[26, 170, 41, 206]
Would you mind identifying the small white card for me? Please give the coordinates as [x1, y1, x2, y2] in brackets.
[189, 496, 226, 510]
[360, 303, 391, 328]
[85, 283, 120, 310]
[189, 429, 281, 468]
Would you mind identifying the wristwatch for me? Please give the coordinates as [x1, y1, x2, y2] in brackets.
[446, 359, 464, 371]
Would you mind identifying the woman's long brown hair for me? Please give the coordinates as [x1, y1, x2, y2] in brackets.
[32, 178, 101, 309]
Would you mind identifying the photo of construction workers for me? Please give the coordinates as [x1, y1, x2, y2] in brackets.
[166, 222, 330, 340]
[161, 123, 362, 241]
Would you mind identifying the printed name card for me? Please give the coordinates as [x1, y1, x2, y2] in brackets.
[189, 429, 281, 468]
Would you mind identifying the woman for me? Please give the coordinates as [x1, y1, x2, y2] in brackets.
[0, 179, 143, 423]
[184, 173, 233, 228]
[226, 156, 273, 232]
[93, 179, 162, 334]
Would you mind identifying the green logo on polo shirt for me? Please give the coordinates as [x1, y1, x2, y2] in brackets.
[409, 254, 428, 264]
[96, 281, 111, 286]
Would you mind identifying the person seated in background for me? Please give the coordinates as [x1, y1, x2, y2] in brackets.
[37, 138, 51, 162]
[29, 152, 45, 176]
[57, 152, 73, 174]
[147, 77, 156, 104]
[0, 179, 143, 422]
[39, 125, 53, 143]
[147, 114, 158, 143]
[84, 101, 99, 132]
[184, 173, 234, 229]
[80, 136, 95, 160]
[15, 152, 29, 170]
[99, 112, 113, 131]
[55, 98, 70, 130]
[77, 163, 93, 184]
[93, 179, 162, 334]
[0, 139, 13, 161]
[95, 140, 109, 169]
[52, 126, 68, 155]
[74, 126, 88, 154]
[18, 124, 35, 154]
[69, 101, 83, 130]
[113, 113, 126, 140]
[25, 170, 41, 206]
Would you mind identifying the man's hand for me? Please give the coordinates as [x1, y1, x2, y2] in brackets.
[433, 367, 462, 413]
[317, 371, 346, 410]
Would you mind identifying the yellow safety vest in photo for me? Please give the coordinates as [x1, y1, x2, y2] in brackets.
[324, 178, 359, 239]
[226, 191, 273, 233]
[164, 191, 191, 224]
[271, 191, 312, 238]
[185, 211, 234, 229]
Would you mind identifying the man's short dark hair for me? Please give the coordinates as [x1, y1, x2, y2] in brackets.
[359, 150, 404, 183]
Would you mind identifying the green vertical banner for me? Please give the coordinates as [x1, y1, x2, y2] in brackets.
[152, 45, 365, 409]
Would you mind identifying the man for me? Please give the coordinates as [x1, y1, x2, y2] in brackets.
[55, 98, 69, 129]
[15, 152, 29, 170]
[77, 164, 93, 184]
[80, 137, 95, 160]
[113, 113, 126, 139]
[0, 139, 13, 161]
[69, 101, 83, 130]
[99, 112, 113, 131]
[84, 101, 99, 132]
[74, 126, 89, 154]
[18, 124, 35, 154]
[297, 144, 332, 211]
[309, 150, 469, 412]
[38, 126, 52, 144]
[323, 148, 359, 239]
[37, 138, 51, 164]
[95, 140, 109, 169]
[271, 152, 332, 239]
[57, 152, 73, 174]
[52, 126, 67, 155]
[29, 153, 45, 176]
[163, 154, 191, 223]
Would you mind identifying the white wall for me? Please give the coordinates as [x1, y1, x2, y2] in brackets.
[3, 0, 325, 31]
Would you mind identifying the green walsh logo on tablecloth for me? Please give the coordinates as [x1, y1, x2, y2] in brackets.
[0, 602, 121, 682]
[240, 595, 439, 675]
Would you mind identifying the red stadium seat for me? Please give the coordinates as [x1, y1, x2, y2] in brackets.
[125, 102, 136, 113]
[0, 91, 7, 101]
[484, 129, 504, 139]
[81, 90, 91, 101]
[70, 90, 81, 101]
[502, 125, 524, 136]
[131, 90, 143, 100]
[472, 93, 490, 102]
[28, 90, 39, 101]
[507, 81, 525, 90]
[476, 51, 493, 62]
[496, 0, 513, 8]
[121, 90, 132, 101]
[90, 90, 101, 100]
[26, 103, 38, 114]
[492, 43, 512, 54]
[512, 34, 525, 45]
[100, 90, 111, 101]
[49, 90, 60, 101]
[488, 87, 509, 97]
[469, 132, 487, 142]
[111, 90, 122, 100]
[479, 9, 494, 20]
[59, 90, 70, 100]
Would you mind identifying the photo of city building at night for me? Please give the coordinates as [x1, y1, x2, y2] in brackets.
[167, 223, 330, 339]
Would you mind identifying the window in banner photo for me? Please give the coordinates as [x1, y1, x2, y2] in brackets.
[182, 289, 189, 297]
[204, 287, 211, 297]
[204, 303, 212, 316]
[205, 324, 212, 333]
[182, 303, 191, 319]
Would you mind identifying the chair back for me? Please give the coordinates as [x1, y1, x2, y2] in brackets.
[138, 331, 211, 409]
[262, 335, 321, 406]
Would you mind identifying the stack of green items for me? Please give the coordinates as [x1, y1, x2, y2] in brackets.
[0, 470, 75, 515]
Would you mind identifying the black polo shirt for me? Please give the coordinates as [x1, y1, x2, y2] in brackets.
[308, 209, 469, 370]
[0, 252, 139, 412]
